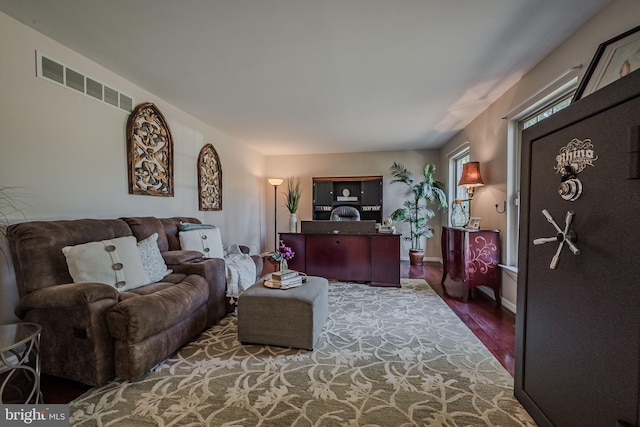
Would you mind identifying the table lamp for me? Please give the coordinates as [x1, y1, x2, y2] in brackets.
[457, 161, 484, 218]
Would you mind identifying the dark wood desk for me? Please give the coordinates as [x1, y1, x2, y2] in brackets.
[440, 226, 501, 305]
[280, 232, 400, 287]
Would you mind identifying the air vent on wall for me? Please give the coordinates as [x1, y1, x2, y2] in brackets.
[35, 51, 133, 113]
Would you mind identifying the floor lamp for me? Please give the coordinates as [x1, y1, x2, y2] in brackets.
[268, 178, 283, 250]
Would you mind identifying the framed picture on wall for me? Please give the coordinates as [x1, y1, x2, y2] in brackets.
[573, 25, 640, 101]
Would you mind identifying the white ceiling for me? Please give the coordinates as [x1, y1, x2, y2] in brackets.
[0, 0, 610, 155]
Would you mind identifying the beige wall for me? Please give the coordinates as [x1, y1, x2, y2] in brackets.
[266, 150, 445, 259]
[439, 0, 640, 312]
[2, 0, 637, 322]
[0, 12, 267, 323]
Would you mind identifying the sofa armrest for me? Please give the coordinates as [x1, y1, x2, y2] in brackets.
[251, 254, 263, 280]
[162, 250, 203, 265]
[167, 258, 226, 326]
[14, 282, 120, 387]
[15, 282, 118, 317]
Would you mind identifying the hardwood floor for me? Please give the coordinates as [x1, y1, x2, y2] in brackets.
[21, 260, 515, 404]
[402, 261, 516, 377]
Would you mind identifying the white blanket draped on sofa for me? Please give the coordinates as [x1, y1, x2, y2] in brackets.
[225, 245, 257, 300]
[177, 226, 257, 301]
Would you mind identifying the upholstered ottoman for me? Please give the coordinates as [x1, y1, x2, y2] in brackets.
[237, 276, 328, 350]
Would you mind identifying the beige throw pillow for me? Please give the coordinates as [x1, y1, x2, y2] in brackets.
[62, 236, 150, 291]
[137, 232, 171, 282]
[179, 228, 224, 259]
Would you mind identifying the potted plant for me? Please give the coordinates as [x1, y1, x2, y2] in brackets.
[271, 240, 295, 271]
[284, 177, 301, 232]
[389, 162, 447, 265]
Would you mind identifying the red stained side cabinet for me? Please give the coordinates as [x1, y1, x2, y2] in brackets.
[440, 226, 501, 305]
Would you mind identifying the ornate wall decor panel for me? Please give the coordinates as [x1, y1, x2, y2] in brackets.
[198, 143, 222, 211]
[126, 103, 174, 197]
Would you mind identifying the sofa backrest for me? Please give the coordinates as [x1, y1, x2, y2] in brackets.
[161, 217, 201, 251]
[121, 216, 201, 252]
[8, 218, 133, 296]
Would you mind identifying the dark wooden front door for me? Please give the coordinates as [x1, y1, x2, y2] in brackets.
[516, 71, 640, 427]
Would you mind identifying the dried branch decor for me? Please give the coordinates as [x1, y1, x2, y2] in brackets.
[198, 144, 222, 211]
[126, 103, 174, 196]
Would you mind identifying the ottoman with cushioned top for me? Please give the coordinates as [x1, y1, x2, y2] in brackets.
[237, 276, 328, 350]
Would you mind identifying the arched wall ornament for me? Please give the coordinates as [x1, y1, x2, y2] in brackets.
[198, 143, 222, 211]
[126, 102, 174, 197]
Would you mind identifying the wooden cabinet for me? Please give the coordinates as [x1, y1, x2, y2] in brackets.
[280, 232, 400, 287]
[370, 234, 401, 287]
[515, 70, 640, 427]
[304, 234, 370, 281]
[312, 176, 383, 223]
[440, 226, 501, 305]
[312, 180, 333, 207]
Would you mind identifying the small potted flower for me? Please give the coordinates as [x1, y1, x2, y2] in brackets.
[271, 240, 295, 271]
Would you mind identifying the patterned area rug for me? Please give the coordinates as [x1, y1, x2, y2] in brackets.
[70, 279, 535, 426]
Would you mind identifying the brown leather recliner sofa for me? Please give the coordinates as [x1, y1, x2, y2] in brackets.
[8, 216, 262, 386]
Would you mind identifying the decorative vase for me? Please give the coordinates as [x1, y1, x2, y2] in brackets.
[280, 259, 288, 271]
[289, 212, 298, 233]
[451, 199, 468, 227]
[409, 249, 424, 266]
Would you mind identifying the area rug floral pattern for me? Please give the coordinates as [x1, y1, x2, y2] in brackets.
[70, 279, 535, 426]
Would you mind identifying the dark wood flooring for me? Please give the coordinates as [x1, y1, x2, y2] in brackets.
[8, 261, 515, 404]
[402, 261, 516, 377]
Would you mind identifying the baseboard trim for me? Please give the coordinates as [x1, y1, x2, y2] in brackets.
[476, 287, 516, 314]
[399, 256, 442, 263]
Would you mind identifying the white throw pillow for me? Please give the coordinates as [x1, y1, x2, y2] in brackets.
[62, 236, 150, 291]
[179, 228, 224, 259]
[137, 232, 171, 282]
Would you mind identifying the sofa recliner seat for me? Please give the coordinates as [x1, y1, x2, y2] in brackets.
[107, 275, 208, 380]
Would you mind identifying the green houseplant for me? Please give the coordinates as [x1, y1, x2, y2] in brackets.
[389, 162, 447, 265]
[284, 177, 301, 232]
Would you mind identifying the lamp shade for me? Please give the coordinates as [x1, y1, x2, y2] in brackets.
[268, 178, 283, 186]
[458, 162, 484, 187]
